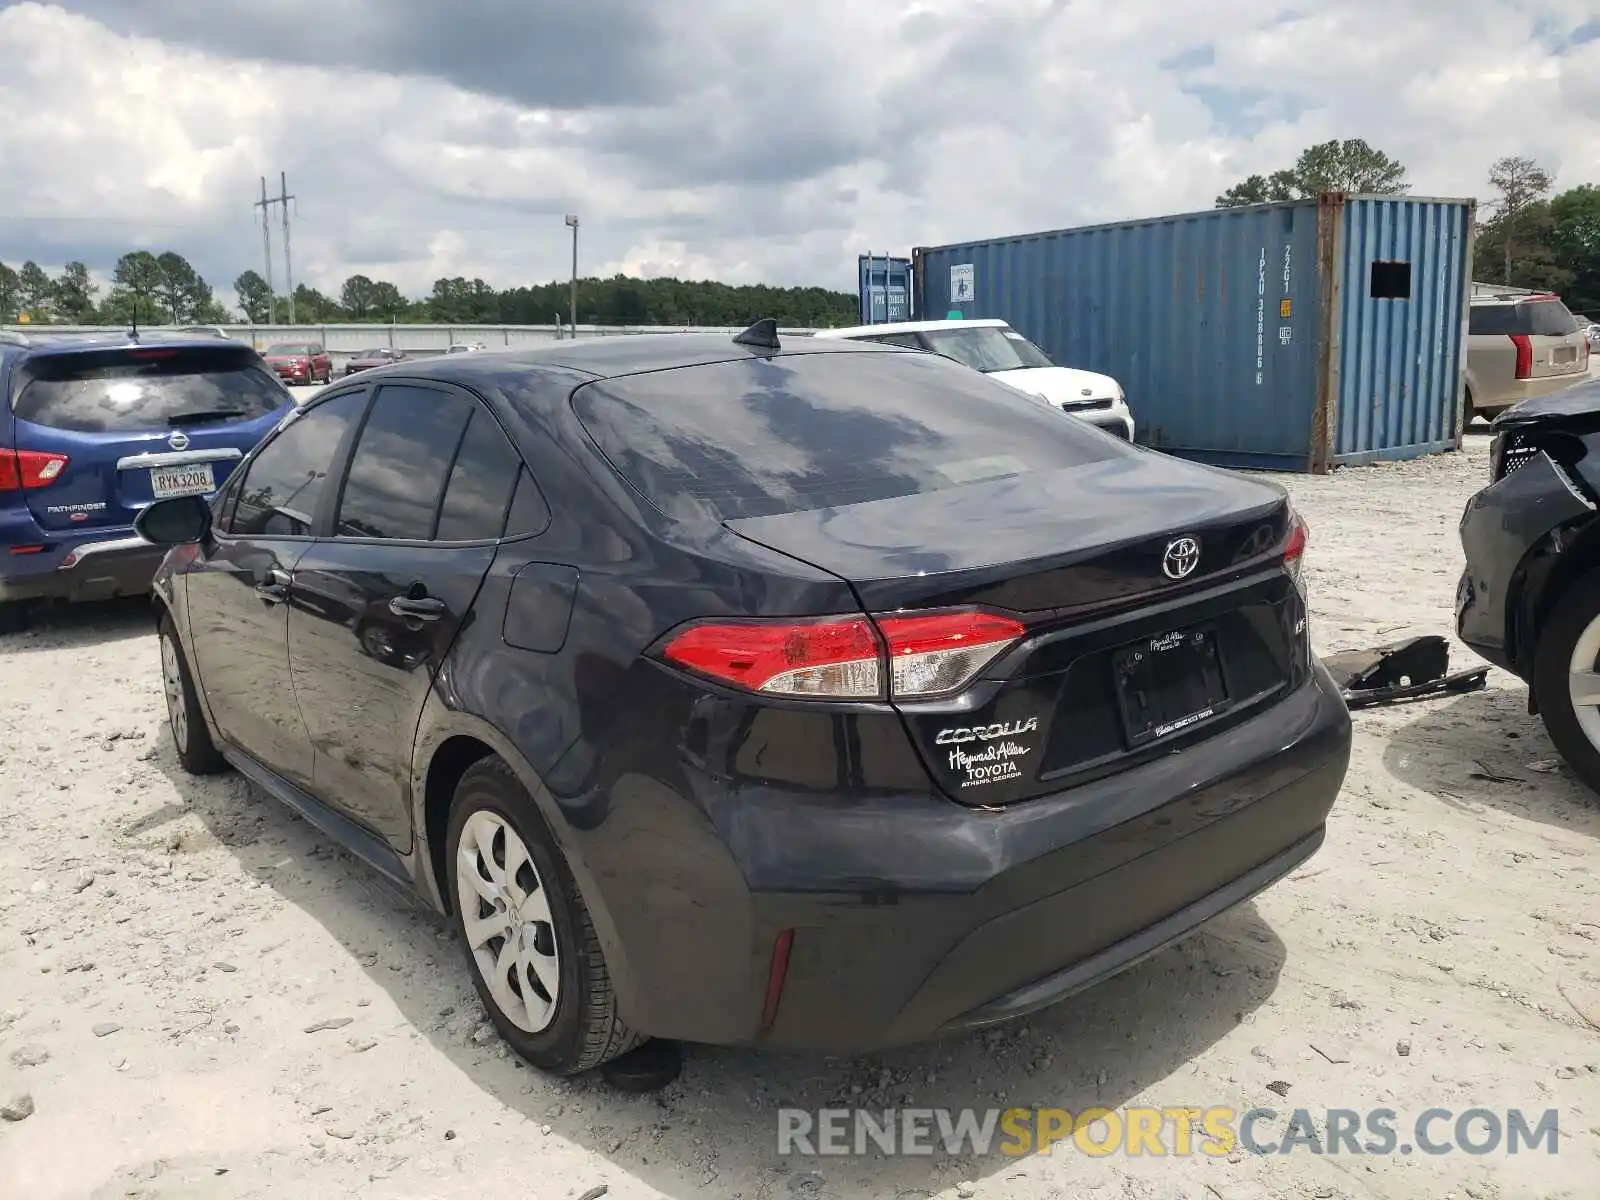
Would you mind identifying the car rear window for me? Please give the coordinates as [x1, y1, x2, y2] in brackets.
[12, 347, 291, 434]
[1469, 300, 1578, 337]
[572, 348, 1125, 523]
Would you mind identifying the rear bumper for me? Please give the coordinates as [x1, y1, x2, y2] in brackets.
[592, 661, 1351, 1052]
[1476, 373, 1589, 414]
[0, 532, 165, 604]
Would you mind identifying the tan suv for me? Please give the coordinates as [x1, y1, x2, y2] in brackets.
[1465, 292, 1589, 422]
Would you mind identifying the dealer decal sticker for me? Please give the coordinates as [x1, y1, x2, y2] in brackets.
[935, 718, 1039, 788]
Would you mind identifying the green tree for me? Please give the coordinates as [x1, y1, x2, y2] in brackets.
[53, 261, 98, 323]
[1546, 184, 1600, 316]
[1474, 201, 1570, 294]
[0, 262, 18, 323]
[234, 270, 272, 324]
[339, 274, 379, 318]
[105, 251, 164, 326]
[289, 284, 342, 322]
[155, 251, 203, 323]
[1217, 139, 1408, 207]
[17, 261, 54, 322]
[1487, 156, 1556, 286]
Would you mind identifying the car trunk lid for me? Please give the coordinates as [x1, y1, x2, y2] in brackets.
[726, 456, 1310, 806]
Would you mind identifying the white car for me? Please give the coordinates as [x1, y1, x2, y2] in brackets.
[812, 318, 1135, 440]
[445, 342, 488, 354]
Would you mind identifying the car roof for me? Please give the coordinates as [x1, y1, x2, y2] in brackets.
[0, 328, 254, 359]
[813, 318, 1010, 339]
[382, 330, 900, 387]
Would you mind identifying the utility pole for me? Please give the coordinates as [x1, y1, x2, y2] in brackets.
[253, 177, 276, 325]
[564, 213, 579, 337]
[278, 171, 297, 324]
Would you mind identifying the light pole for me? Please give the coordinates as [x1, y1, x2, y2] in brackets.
[564, 213, 579, 338]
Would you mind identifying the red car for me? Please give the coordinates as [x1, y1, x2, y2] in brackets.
[262, 342, 333, 386]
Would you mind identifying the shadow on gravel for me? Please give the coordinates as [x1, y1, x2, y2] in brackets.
[1382, 686, 1600, 837]
[1, 596, 153, 655]
[149, 752, 1291, 1198]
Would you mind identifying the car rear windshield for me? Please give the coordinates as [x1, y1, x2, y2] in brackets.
[919, 326, 1055, 372]
[12, 347, 290, 434]
[572, 347, 1125, 523]
[1470, 300, 1578, 337]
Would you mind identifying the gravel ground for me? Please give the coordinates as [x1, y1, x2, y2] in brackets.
[2, 425, 1598, 1200]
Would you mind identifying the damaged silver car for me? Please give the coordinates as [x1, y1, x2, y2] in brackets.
[1458, 376, 1600, 791]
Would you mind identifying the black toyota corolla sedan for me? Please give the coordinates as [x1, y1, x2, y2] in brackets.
[136, 321, 1352, 1075]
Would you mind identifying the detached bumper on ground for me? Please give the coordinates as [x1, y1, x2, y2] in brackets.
[593, 662, 1352, 1053]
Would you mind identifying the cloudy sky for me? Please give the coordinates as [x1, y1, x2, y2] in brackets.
[0, 0, 1597, 309]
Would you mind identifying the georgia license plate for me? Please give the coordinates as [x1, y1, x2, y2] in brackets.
[149, 462, 215, 499]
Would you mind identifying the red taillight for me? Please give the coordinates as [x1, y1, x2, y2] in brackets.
[662, 616, 882, 698]
[129, 349, 179, 361]
[1284, 512, 1308, 582]
[1511, 334, 1533, 379]
[0, 449, 69, 493]
[878, 610, 1026, 697]
[660, 608, 1026, 700]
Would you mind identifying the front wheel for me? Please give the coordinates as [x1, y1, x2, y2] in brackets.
[445, 757, 643, 1074]
[160, 615, 228, 775]
[1532, 571, 1600, 797]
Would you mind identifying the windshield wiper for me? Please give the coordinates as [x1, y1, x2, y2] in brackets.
[168, 409, 247, 426]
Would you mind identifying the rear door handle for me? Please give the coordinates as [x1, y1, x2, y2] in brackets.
[255, 567, 291, 604]
[389, 595, 446, 621]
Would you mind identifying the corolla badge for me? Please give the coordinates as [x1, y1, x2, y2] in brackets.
[167, 430, 190, 451]
[935, 718, 1039, 746]
[1162, 536, 1201, 581]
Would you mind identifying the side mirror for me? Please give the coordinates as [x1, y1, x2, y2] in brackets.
[135, 495, 212, 545]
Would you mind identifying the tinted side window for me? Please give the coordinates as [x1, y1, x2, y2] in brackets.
[228, 391, 368, 537]
[434, 409, 523, 541]
[868, 333, 927, 349]
[336, 385, 471, 540]
[505, 468, 552, 537]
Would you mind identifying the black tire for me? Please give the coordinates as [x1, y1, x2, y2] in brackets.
[159, 615, 229, 776]
[446, 757, 643, 1074]
[0, 601, 27, 636]
[1532, 570, 1600, 796]
[1462, 387, 1477, 428]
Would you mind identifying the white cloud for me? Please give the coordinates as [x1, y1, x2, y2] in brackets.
[0, 0, 1596, 309]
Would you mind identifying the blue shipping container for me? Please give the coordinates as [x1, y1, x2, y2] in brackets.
[858, 254, 913, 325]
[912, 194, 1475, 472]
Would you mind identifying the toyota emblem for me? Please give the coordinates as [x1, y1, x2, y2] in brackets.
[1161, 536, 1201, 581]
[167, 430, 190, 452]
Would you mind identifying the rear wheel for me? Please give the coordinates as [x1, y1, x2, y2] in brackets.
[1532, 571, 1600, 796]
[0, 601, 27, 636]
[1462, 387, 1477, 428]
[446, 757, 643, 1074]
[159, 615, 228, 775]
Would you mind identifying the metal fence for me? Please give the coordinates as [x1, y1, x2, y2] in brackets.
[0, 322, 823, 362]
